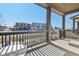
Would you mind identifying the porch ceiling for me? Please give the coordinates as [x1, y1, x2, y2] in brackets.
[36, 3, 79, 15]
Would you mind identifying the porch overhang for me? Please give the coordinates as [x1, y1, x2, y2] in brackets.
[36, 3, 79, 15]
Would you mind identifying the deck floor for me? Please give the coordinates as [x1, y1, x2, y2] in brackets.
[26, 44, 77, 56]
[0, 42, 47, 56]
[0, 44, 27, 56]
[0, 40, 78, 56]
[52, 40, 79, 56]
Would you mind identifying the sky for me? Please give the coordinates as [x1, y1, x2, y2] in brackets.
[0, 3, 46, 27]
[0, 3, 78, 29]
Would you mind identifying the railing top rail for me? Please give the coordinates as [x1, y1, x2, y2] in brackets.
[0, 31, 46, 35]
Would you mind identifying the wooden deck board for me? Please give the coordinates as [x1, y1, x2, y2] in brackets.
[7, 45, 13, 53]
[26, 44, 66, 56]
[0, 43, 27, 56]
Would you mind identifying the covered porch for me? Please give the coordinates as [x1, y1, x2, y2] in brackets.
[0, 3, 79, 56]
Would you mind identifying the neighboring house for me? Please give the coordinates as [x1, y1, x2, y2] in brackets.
[31, 22, 53, 31]
[0, 26, 12, 31]
[14, 22, 31, 31]
[14, 22, 53, 31]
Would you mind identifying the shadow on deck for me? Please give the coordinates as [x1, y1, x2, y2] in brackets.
[25, 43, 78, 56]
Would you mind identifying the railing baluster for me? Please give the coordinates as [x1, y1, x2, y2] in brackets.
[29, 33, 30, 46]
[2, 35, 3, 47]
[13, 34, 14, 45]
[25, 33, 26, 45]
[31, 33, 32, 46]
[21, 34, 23, 44]
[40, 32, 42, 43]
[37, 33, 39, 44]
[19, 34, 21, 45]
[17, 34, 19, 44]
[34, 32, 37, 44]
[40, 32, 41, 42]
[15, 35, 16, 44]
[27, 32, 28, 48]
[32, 33, 34, 45]
[20, 34, 22, 44]
[28, 33, 30, 47]
[16, 34, 18, 51]
[34, 32, 35, 45]
[9, 35, 11, 45]
[5, 35, 7, 46]
[23, 34, 24, 44]
[16, 34, 18, 44]
[29, 33, 33, 45]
